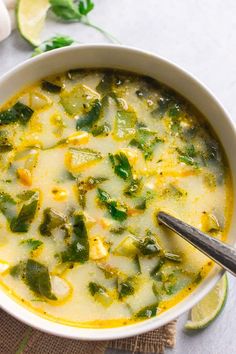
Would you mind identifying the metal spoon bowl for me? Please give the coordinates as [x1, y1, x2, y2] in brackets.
[157, 211, 236, 276]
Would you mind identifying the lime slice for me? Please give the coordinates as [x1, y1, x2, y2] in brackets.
[185, 274, 228, 330]
[17, 0, 50, 46]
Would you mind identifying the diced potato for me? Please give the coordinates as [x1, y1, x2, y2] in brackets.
[114, 236, 138, 257]
[60, 84, 100, 116]
[89, 236, 108, 260]
[30, 92, 51, 110]
[65, 148, 102, 173]
[50, 275, 71, 301]
[17, 168, 32, 186]
[66, 131, 90, 145]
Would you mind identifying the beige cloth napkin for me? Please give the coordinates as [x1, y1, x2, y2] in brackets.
[0, 309, 176, 354]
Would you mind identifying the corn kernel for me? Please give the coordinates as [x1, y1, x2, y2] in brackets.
[66, 131, 90, 145]
[89, 236, 108, 260]
[17, 168, 32, 186]
[52, 187, 68, 201]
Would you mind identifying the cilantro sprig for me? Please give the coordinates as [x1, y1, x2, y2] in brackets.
[33, 35, 75, 56]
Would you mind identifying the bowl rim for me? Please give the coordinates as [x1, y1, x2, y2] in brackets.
[0, 43, 235, 340]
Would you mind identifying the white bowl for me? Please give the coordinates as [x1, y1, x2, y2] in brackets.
[0, 44, 235, 340]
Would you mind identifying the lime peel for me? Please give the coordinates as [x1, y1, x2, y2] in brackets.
[185, 274, 228, 330]
[17, 0, 50, 46]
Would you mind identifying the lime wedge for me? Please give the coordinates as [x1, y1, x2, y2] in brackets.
[17, 0, 50, 46]
[185, 274, 228, 330]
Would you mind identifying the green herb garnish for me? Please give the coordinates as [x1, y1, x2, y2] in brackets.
[124, 178, 142, 197]
[33, 35, 75, 56]
[25, 259, 57, 300]
[88, 281, 112, 306]
[49, 0, 119, 43]
[0, 191, 16, 221]
[135, 303, 159, 318]
[39, 208, 68, 237]
[60, 214, 89, 263]
[177, 144, 199, 167]
[97, 188, 128, 221]
[77, 176, 107, 209]
[109, 152, 132, 180]
[20, 239, 43, 252]
[129, 127, 163, 160]
[10, 192, 39, 233]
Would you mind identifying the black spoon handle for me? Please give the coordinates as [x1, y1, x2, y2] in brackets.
[157, 211, 236, 277]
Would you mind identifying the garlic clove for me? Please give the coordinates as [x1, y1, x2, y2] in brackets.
[0, 0, 11, 41]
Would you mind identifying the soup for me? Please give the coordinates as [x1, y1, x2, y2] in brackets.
[0, 69, 232, 328]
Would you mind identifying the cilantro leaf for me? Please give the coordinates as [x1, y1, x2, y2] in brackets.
[33, 36, 75, 56]
[20, 239, 43, 252]
[109, 152, 132, 180]
[50, 0, 94, 20]
[60, 214, 89, 263]
[25, 259, 57, 300]
[177, 144, 199, 167]
[129, 127, 163, 160]
[97, 188, 128, 221]
[77, 176, 107, 209]
[135, 303, 159, 318]
[10, 192, 39, 233]
[79, 0, 94, 15]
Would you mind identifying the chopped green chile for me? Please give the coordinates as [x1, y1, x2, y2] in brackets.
[0, 102, 33, 125]
[39, 208, 67, 237]
[150, 258, 165, 278]
[0, 131, 13, 152]
[0, 191, 16, 221]
[10, 192, 39, 233]
[114, 110, 137, 140]
[96, 73, 114, 95]
[41, 81, 62, 93]
[88, 281, 113, 307]
[117, 278, 135, 299]
[76, 99, 102, 131]
[91, 122, 111, 136]
[137, 237, 161, 256]
[164, 252, 182, 263]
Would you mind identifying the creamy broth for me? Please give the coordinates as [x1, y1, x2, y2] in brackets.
[0, 69, 232, 328]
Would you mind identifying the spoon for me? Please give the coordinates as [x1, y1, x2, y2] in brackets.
[157, 211, 236, 276]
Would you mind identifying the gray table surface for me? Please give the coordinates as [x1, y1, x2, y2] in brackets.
[0, 1, 236, 353]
